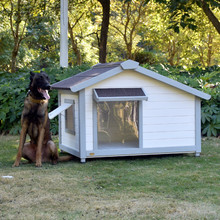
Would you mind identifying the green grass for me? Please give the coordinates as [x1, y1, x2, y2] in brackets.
[0, 135, 220, 219]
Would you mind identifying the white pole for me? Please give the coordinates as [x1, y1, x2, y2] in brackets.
[60, 0, 68, 67]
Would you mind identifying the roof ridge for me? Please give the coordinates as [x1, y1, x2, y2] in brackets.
[92, 61, 123, 69]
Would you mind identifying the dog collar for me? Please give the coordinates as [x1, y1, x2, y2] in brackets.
[28, 95, 47, 104]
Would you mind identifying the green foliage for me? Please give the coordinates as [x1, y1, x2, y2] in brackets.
[154, 0, 220, 33]
[0, 71, 28, 134]
[142, 63, 220, 137]
[1, 0, 220, 70]
[201, 104, 220, 137]
[135, 50, 161, 64]
[0, 31, 13, 72]
[25, 15, 60, 69]
[0, 64, 91, 135]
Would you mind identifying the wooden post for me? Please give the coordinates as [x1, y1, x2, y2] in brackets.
[60, 0, 68, 67]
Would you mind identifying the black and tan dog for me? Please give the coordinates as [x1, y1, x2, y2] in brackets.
[13, 71, 59, 167]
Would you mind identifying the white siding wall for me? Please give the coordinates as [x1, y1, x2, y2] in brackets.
[60, 93, 79, 151]
[85, 70, 195, 150]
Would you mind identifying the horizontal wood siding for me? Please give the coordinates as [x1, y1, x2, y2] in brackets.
[142, 76, 195, 148]
[85, 70, 195, 150]
[60, 93, 79, 151]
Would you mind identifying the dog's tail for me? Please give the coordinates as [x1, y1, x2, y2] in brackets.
[58, 155, 75, 162]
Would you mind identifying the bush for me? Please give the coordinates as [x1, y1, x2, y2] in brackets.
[135, 51, 158, 64]
[0, 64, 91, 135]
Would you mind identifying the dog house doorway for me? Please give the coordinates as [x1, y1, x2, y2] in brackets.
[97, 101, 139, 149]
[93, 88, 148, 150]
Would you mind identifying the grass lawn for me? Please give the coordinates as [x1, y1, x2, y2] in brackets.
[0, 135, 220, 220]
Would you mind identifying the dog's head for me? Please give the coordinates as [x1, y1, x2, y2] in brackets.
[29, 71, 51, 100]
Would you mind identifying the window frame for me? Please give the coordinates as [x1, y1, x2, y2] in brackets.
[64, 99, 75, 135]
[93, 88, 146, 150]
[93, 88, 148, 102]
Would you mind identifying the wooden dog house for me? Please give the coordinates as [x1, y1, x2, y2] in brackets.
[49, 60, 211, 162]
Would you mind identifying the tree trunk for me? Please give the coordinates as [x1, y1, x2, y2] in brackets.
[126, 42, 133, 59]
[97, 0, 110, 63]
[124, 1, 145, 60]
[199, 46, 206, 67]
[9, 0, 26, 72]
[206, 33, 213, 66]
[68, 21, 82, 65]
[167, 40, 176, 66]
[201, 0, 220, 34]
[10, 0, 22, 73]
[11, 46, 19, 73]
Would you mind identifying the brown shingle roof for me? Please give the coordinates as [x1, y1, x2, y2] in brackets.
[52, 61, 123, 90]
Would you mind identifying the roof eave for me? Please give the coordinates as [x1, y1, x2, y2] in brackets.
[51, 87, 71, 90]
[136, 66, 211, 100]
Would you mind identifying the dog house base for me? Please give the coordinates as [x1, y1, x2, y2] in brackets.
[60, 143, 200, 163]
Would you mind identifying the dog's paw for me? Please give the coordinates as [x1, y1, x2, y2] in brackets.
[12, 162, 20, 167]
[35, 162, 42, 167]
[51, 160, 58, 165]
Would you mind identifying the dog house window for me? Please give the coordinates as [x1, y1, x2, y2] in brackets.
[93, 88, 147, 149]
[48, 99, 75, 135]
[65, 99, 75, 135]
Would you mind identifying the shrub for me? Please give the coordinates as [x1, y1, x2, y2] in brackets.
[135, 51, 158, 64]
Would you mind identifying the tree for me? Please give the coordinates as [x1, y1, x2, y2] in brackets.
[68, 0, 94, 65]
[25, 14, 60, 69]
[0, 19, 12, 71]
[110, 0, 147, 59]
[97, 0, 110, 63]
[200, 0, 220, 34]
[138, 2, 220, 67]
[5, 0, 28, 72]
[191, 8, 220, 67]
[0, 0, 47, 72]
[154, 0, 220, 34]
[68, 20, 82, 66]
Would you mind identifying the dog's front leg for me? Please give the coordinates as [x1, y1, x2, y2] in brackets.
[13, 123, 28, 167]
[35, 126, 45, 167]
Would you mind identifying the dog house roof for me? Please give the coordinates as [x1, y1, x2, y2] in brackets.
[51, 60, 211, 100]
[52, 61, 123, 90]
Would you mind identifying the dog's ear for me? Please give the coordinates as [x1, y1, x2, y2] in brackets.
[30, 71, 35, 81]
